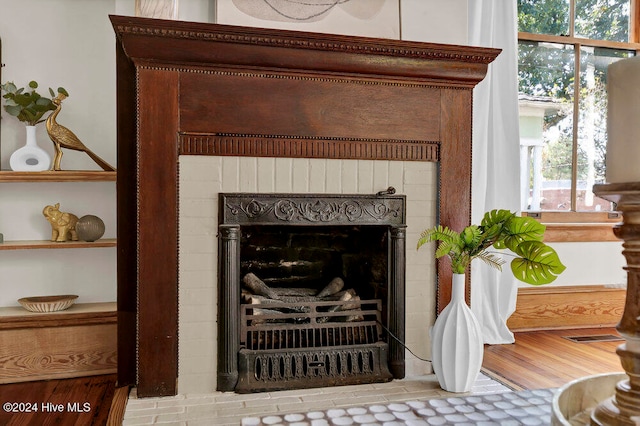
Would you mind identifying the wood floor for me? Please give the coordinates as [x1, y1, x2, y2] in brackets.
[0, 328, 626, 425]
[0, 374, 120, 426]
[483, 327, 625, 390]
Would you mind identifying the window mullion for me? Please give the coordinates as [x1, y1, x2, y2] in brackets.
[633, 0, 640, 43]
[571, 43, 581, 212]
[569, 0, 576, 37]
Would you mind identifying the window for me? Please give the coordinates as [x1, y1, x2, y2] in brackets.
[517, 0, 640, 214]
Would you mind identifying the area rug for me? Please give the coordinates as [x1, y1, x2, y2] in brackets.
[241, 388, 555, 425]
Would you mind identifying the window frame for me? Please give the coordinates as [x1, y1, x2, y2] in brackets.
[518, 0, 640, 238]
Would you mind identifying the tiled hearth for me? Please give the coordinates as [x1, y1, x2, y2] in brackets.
[178, 156, 438, 394]
[123, 373, 520, 425]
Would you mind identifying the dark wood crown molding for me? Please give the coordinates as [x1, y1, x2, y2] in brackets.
[111, 15, 499, 86]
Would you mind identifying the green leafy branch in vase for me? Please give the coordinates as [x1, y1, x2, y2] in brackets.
[1, 81, 68, 126]
[417, 209, 566, 285]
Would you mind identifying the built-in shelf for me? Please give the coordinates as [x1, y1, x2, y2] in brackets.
[0, 302, 117, 329]
[0, 170, 116, 182]
[0, 238, 116, 250]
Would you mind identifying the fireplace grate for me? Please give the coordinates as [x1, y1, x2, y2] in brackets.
[236, 298, 392, 392]
[240, 299, 384, 350]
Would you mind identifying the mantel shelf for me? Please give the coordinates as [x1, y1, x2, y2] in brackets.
[0, 170, 116, 182]
[0, 239, 116, 250]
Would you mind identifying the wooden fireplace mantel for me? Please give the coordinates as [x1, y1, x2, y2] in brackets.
[111, 15, 499, 397]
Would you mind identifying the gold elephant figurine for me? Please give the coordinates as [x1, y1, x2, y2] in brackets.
[43, 203, 79, 242]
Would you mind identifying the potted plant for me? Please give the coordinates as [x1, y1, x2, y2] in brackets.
[417, 209, 565, 392]
[1, 81, 68, 171]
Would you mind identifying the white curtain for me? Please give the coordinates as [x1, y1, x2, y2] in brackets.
[468, 0, 521, 344]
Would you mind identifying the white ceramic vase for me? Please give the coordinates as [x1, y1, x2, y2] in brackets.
[9, 125, 51, 171]
[431, 273, 484, 392]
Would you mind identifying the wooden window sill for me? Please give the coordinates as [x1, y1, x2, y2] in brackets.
[523, 211, 621, 242]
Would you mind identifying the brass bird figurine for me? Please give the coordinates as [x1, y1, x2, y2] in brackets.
[46, 92, 115, 171]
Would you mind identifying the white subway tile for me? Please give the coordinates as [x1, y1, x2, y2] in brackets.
[308, 159, 326, 192]
[325, 160, 342, 192]
[357, 160, 374, 193]
[292, 158, 310, 192]
[274, 157, 293, 191]
[341, 159, 358, 193]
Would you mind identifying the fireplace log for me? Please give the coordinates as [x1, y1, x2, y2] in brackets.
[317, 290, 355, 323]
[316, 277, 344, 297]
[324, 288, 357, 301]
[241, 294, 311, 313]
[242, 273, 347, 300]
[242, 273, 280, 299]
[242, 274, 368, 324]
[269, 287, 318, 297]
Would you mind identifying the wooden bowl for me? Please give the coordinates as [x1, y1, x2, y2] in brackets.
[18, 295, 78, 313]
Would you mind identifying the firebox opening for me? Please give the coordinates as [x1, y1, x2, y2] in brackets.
[235, 225, 395, 393]
[240, 225, 389, 307]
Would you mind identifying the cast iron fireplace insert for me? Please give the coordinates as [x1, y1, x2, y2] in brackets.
[217, 191, 406, 392]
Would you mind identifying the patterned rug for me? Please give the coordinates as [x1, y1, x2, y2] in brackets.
[241, 388, 555, 425]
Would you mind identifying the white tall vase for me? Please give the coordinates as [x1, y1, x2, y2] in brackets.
[431, 273, 484, 392]
[9, 125, 51, 171]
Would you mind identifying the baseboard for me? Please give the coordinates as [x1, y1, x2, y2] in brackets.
[507, 285, 626, 331]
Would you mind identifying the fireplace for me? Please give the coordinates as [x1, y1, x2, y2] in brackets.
[111, 16, 498, 396]
[217, 192, 406, 392]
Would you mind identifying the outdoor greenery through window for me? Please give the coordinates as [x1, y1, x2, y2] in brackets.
[517, 0, 639, 213]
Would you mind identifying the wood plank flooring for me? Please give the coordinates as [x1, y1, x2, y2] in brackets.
[0, 328, 627, 425]
[0, 374, 117, 426]
[483, 327, 625, 390]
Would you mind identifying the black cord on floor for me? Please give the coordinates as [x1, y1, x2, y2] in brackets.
[377, 320, 432, 363]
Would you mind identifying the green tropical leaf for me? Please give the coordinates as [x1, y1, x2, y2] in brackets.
[483, 223, 504, 240]
[433, 240, 454, 259]
[510, 241, 566, 285]
[497, 216, 546, 251]
[416, 210, 565, 286]
[462, 225, 482, 249]
[416, 225, 459, 250]
[481, 209, 514, 228]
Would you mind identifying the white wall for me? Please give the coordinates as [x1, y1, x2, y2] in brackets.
[400, 0, 468, 44]
[531, 241, 626, 288]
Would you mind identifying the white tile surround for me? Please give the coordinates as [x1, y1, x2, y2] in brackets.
[178, 156, 438, 394]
